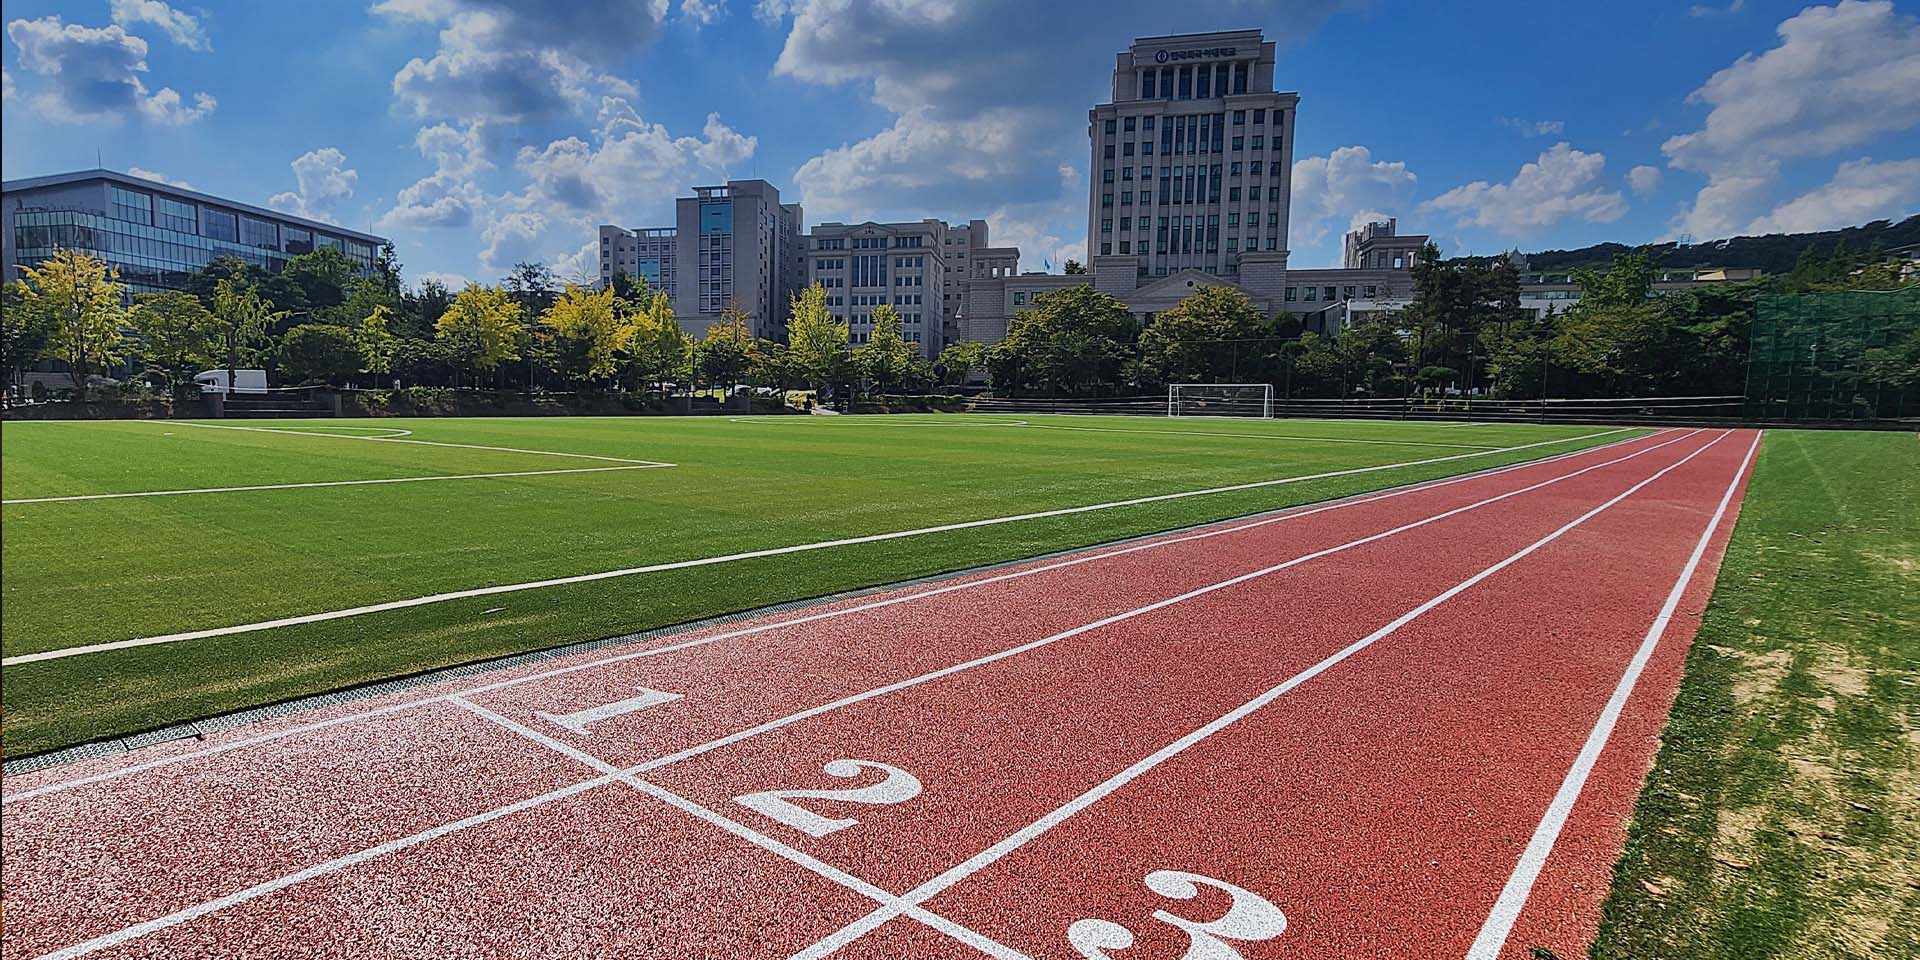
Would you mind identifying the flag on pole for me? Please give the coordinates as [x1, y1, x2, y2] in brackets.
[1043, 258, 1052, 271]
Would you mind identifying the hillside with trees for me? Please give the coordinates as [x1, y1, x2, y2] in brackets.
[1470, 214, 1920, 275]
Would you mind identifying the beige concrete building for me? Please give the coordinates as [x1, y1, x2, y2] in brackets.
[673, 180, 805, 341]
[596, 225, 676, 298]
[810, 218, 1019, 358]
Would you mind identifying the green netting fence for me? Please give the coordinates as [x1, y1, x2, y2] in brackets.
[1745, 286, 1920, 422]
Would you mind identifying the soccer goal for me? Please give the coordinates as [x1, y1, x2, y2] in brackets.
[1167, 383, 1275, 419]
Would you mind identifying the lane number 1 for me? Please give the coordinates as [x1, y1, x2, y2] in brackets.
[733, 759, 923, 838]
[1068, 870, 1287, 959]
[537, 686, 681, 735]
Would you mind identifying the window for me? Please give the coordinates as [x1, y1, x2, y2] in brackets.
[203, 208, 238, 242]
[1122, 166, 1134, 181]
[1227, 213, 1238, 226]
[1232, 110, 1246, 125]
[1104, 118, 1116, 134]
[111, 186, 153, 225]
[1101, 242, 1112, 255]
[1141, 141, 1153, 155]
[1142, 116, 1155, 130]
[1230, 162, 1242, 176]
[240, 215, 278, 250]
[1119, 241, 1131, 254]
[1227, 238, 1238, 252]
[1251, 136, 1264, 150]
[1345, 286, 1357, 299]
[1120, 216, 1131, 231]
[1253, 108, 1266, 124]
[283, 226, 313, 254]
[1101, 219, 1113, 233]
[1123, 116, 1136, 132]
[155, 197, 196, 233]
[1103, 168, 1115, 183]
[1102, 193, 1114, 207]
[1229, 187, 1241, 201]
[1250, 161, 1263, 175]
[1104, 144, 1115, 159]
[1232, 136, 1244, 151]
[1122, 142, 1134, 157]
[1250, 186, 1262, 201]
[1365, 285, 1377, 298]
[1121, 191, 1133, 205]
[1324, 286, 1336, 301]
[1285, 286, 1297, 302]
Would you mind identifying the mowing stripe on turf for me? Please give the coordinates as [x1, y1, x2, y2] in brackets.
[174, 421, 674, 466]
[2, 464, 673, 504]
[790, 430, 1740, 958]
[1465, 430, 1763, 960]
[2, 429, 1660, 804]
[0, 428, 1633, 668]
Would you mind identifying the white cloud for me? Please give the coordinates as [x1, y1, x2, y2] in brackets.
[375, 0, 669, 123]
[693, 111, 756, 172]
[1290, 145, 1419, 247]
[2, 66, 14, 101]
[752, 0, 791, 23]
[1426, 142, 1627, 232]
[127, 165, 191, 189]
[381, 122, 492, 229]
[108, 0, 209, 51]
[414, 269, 472, 290]
[1666, 0, 1920, 237]
[1690, 0, 1746, 16]
[5, 15, 216, 124]
[794, 106, 1039, 222]
[1499, 117, 1565, 137]
[268, 147, 359, 223]
[1746, 157, 1920, 233]
[681, 0, 727, 26]
[1628, 164, 1663, 196]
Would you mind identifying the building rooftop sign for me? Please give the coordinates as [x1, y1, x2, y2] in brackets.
[1154, 46, 1238, 62]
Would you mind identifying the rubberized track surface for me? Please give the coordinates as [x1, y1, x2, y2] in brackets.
[1, 428, 1760, 960]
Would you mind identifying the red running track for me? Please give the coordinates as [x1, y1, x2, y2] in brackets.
[0, 427, 1760, 960]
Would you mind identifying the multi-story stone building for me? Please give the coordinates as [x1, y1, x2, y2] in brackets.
[596, 225, 677, 299]
[806, 218, 1019, 358]
[672, 180, 804, 341]
[1, 168, 386, 297]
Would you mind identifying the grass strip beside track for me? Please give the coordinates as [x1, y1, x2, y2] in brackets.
[1591, 429, 1919, 960]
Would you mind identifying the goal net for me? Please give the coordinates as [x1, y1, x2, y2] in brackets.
[1168, 383, 1274, 419]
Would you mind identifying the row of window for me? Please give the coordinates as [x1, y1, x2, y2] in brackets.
[106, 184, 369, 261]
[1107, 108, 1272, 135]
[1106, 160, 1279, 182]
[1284, 285, 1381, 303]
[12, 212, 376, 291]
[1096, 236, 1282, 256]
[1134, 61, 1251, 101]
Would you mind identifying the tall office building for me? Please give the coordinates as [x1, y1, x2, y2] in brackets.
[1087, 31, 1297, 282]
[673, 180, 804, 341]
[1, 168, 387, 297]
[597, 224, 677, 299]
[808, 218, 1019, 358]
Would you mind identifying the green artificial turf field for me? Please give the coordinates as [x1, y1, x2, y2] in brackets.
[1, 414, 1634, 758]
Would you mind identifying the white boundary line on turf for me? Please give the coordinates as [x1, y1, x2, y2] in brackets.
[2, 465, 671, 505]
[728, 415, 1500, 449]
[16, 431, 1702, 958]
[789, 429, 1739, 959]
[173, 421, 674, 466]
[0, 428, 1632, 668]
[1464, 429, 1762, 960]
[2, 428, 1658, 804]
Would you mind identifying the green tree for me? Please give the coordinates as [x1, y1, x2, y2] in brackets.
[540, 284, 628, 386]
[624, 289, 691, 394]
[2, 279, 58, 397]
[279, 323, 360, 384]
[435, 284, 524, 385]
[20, 249, 128, 392]
[211, 279, 285, 394]
[985, 285, 1135, 396]
[1297, 317, 1406, 397]
[282, 247, 357, 317]
[354, 303, 401, 384]
[1137, 285, 1267, 384]
[1063, 260, 1088, 275]
[852, 303, 916, 394]
[786, 283, 853, 395]
[935, 340, 986, 385]
[695, 301, 755, 393]
[128, 290, 217, 395]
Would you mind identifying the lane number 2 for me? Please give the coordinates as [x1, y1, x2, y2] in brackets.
[732, 759, 922, 838]
[1068, 870, 1287, 959]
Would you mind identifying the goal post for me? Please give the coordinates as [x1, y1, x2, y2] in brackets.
[1167, 383, 1275, 419]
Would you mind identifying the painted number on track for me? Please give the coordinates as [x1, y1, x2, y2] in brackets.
[537, 686, 682, 735]
[1068, 870, 1287, 959]
[733, 759, 922, 837]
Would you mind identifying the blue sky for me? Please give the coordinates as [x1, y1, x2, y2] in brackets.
[4, 0, 1917, 288]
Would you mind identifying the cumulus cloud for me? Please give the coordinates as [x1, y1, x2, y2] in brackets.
[1426, 142, 1627, 232]
[681, 0, 727, 26]
[1746, 157, 1920, 233]
[108, 0, 209, 51]
[375, 0, 669, 123]
[127, 166, 192, 189]
[1666, 0, 1920, 237]
[381, 122, 493, 229]
[1627, 164, 1663, 196]
[5, 15, 216, 124]
[268, 147, 359, 223]
[1290, 145, 1419, 247]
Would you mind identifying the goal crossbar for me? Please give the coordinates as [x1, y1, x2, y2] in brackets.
[1167, 383, 1275, 419]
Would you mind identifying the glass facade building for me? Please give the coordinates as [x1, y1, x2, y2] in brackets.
[3, 169, 386, 298]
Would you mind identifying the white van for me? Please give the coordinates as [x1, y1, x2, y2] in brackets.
[194, 369, 269, 395]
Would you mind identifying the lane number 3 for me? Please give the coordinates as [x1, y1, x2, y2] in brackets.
[733, 759, 923, 838]
[1068, 870, 1288, 959]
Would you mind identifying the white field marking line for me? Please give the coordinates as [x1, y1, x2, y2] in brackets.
[173, 421, 673, 466]
[450, 698, 1030, 960]
[1464, 430, 1761, 960]
[0, 428, 1632, 669]
[1, 465, 670, 505]
[729, 414, 1499, 449]
[789, 428, 1738, 959]
[1, 429, 1659, 805]
[12, 434, 1698, 959]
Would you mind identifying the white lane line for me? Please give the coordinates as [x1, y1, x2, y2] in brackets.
[1464, 430, 1762, 960]
[3, 429, 1658, 805]
[789, 431, 1738, 959]
[451, 699, 1030, 960]
[14, 433, 1701, 958]
[0, 429, 1632, 668]
[2, 465, 672, 505]
[173, 421, 673, 466]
